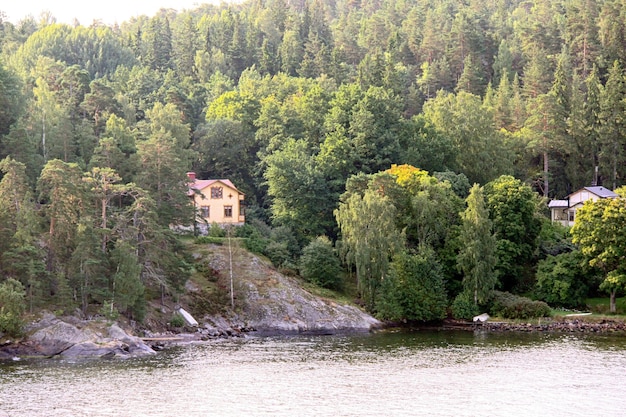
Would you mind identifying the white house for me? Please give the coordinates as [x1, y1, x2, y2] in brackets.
[548, 186, 618, 227]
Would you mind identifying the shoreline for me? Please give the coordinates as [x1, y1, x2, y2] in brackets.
[3, 316, 625, 362]
[441, 317, 626, 334]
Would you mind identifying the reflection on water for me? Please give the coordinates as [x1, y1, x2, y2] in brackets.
[2, 330, 625, 417]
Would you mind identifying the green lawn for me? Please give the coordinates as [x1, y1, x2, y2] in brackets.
[585, 296, 626, 315]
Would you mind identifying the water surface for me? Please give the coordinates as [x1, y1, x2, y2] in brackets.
[2, 330, 625, 416]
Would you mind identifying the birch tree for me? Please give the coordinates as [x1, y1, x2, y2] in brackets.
[457, 184, 498, 305]
[335, 184, 403, 310]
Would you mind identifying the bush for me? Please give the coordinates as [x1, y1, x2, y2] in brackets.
[451, 292, 479, 320]
[208, 222, 226, 237]
[195, 236, 224, 245]
[376, 249, 448, 322]
[489, 291, 552, 319]
[243, 236, 267, 254]
[234, 224, 258, 238]
[99, 301, 120, 321]
[169, 313, 185, 328]
[299, 236, 342, 289]
[534, 250, 597, 308]
[264, 241, 291, 267]
[0, 278, 26, 337]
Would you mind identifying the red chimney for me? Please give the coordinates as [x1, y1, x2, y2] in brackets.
[186, 172, 196, 181]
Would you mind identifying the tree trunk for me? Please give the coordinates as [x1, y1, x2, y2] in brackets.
[543, 151, 550, 197]
[610, 290, 616, 313]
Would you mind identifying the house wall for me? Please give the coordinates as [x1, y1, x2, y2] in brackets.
[192, 181, 245, 226]
[568, 190, 602, 206]
[550, 208, 570, 226]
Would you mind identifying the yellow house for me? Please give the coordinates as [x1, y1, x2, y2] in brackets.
[187, 172, 245, 228]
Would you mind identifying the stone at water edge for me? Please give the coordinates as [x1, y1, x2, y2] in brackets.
[473, 313, 490, 323]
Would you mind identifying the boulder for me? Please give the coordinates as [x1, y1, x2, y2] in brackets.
[29, 320, 92, 356]
[24, 316, 155, 359]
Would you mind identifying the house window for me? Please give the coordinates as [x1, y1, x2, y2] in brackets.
[569, 211, 575, 222]
[211, 186, 223, 199]
[224, 205, 233, 218]
[200, 205, 209, 218]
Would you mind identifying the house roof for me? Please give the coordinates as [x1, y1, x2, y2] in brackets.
[578, 186, 618, 198]
[188, 179, 244, 196]
[548, 200, 568, 209]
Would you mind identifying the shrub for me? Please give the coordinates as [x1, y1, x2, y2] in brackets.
[208, 222, 226, 237]
[264, 241, 291, 267]
[299, 236, 342, 289]
[169, 313, 185, 328]
[0, 278, 26, 337]
[195, 236, 224, 245]
[489, 291, 552, 319]
[534, 250, 598, 308]
[376, 249, 448, 322]
[99, 301, 120, 321]
[234, 224, 257, 238]
[451, 291, 479, 320]
[243, 236, 267, 254]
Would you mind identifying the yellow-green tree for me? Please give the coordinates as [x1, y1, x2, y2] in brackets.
[571, 194, 626, 313]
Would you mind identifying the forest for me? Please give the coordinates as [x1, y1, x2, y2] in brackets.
[0, 0, 625, 333]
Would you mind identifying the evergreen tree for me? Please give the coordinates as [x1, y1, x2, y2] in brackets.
[598, 61, 626, 189]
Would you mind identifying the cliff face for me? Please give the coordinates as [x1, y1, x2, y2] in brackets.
[192, 243, 381, 336]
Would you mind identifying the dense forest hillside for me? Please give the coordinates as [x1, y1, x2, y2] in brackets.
[0, 0, 623, 330]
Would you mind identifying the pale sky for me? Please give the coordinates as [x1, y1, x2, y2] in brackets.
[2, 1, 219, 25]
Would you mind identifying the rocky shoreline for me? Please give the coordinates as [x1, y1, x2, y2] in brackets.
[0, 313, 157, 361]
[445, 318, 626, 333]
[3, 315, 626, 361]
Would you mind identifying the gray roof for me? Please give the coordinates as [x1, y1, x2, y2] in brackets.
[583, 186, 618, 198]
[548, 200, 569, 208]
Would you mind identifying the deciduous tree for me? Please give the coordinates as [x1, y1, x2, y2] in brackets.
[457, 184, 497, 305]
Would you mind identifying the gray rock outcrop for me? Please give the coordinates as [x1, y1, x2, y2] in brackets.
[205, 255, 381, 335]
[25, 313, 155, 359]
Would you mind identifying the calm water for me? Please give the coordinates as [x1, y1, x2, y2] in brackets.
[1, 330, 626, 416]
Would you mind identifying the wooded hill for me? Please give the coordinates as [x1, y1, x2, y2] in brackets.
[0, 0, 622, 329]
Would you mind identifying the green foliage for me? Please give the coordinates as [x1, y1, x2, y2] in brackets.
[169, 312, 185, 328]
[538, 219, 575, 257]
[299, 236, 342, 290]
[99, 300, 120, 321]
[484, 175, 543, 291]
[434, 171, 471, 199]
[376, 248, 448, 322]
[208, 222, 226, 237]
[0, 278, 26, 336]
[451, 292, 480, 321]
[422, 91, 514, 185]
[264, 138, 335, 243]
[489, 291, 552, 320]
[195, 236, 224, 245]
[0, 63, 24, 136]
[572, 196, 626, 312]
[457, 184, 498, 305]
[3, 0, 626, 324]
[535, 250, 597, 309]
[336, 182, 403, 311]
[110, 241, 145, 320]
[264, 241, 291, 267]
